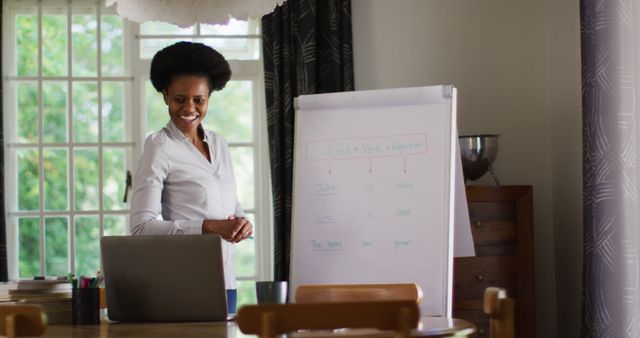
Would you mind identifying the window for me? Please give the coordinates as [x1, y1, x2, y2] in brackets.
[3, 0, 272, 308]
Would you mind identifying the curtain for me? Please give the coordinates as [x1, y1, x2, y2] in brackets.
[262, 0, 354, 281]
[0, 2, 7, 281]
[581, 0, 640, 336]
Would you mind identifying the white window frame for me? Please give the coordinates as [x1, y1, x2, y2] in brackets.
[3, 0, 273, 283]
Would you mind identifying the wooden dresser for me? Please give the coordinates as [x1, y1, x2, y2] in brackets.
[453, 185, 535, 338]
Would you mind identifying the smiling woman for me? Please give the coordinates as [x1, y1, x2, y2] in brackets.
[130, 41, 254, 314]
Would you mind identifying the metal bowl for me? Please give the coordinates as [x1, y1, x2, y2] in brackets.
[459, 134, 499, 181]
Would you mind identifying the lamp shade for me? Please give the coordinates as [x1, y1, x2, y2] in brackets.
[105, 0, 285, 28]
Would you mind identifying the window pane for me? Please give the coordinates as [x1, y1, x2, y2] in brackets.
[104, 215, 128, 236]
[45, 217, 68, 277]
[200, 38, 260, 60]
[72, 9, 98, 77]
[73, 82, 98, 142]
[19, 218, 40, 278]
[235, 213, 255, 277]
[103, 82, 126, 142]
[17, 82, 38, 143]
[140, 38, 192, 59]
[145, 80, 168, 135]
[236, 280, 257, 309]
[75, 216, 99, 276]
[44, 148, 68, 211]
[43, 82, 68, 143]
[42, 9, 68, 76]
[101, 15, 125, 76]
[205, 81, 253, 143]
[229, 147, 254, 209]
[18, 148, 39, 211]
[140, 22, 194, 35]
[201, 19, 259, 35]
[74, 148, 99, 211]
[16, 13, 38, 76]
[103, 148, 126, 210]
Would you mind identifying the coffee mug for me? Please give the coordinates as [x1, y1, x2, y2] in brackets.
[255, 281, 288, 304]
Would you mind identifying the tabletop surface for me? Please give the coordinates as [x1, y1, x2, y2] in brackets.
[41, 316, 476, 338]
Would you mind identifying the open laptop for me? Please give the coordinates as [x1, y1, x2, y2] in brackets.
[101, 234, 228, 322]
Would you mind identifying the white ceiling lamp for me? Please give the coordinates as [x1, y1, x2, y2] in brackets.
[105, 0, 285, 28]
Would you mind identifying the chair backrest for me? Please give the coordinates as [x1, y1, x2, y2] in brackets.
[236, 300, 420, 338]
[483, 287, 515, 338]
[0, 304, 47, 338]
[99, 287, 107, 309]
[294, 283, 423, 304]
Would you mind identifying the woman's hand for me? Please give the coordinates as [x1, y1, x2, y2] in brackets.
[202, 216, 253, 243]
[228, 216, 253, 243]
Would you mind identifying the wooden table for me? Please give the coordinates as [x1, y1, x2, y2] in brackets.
[41, 317, 475, 338]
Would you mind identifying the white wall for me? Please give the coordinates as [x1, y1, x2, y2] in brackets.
[352, 1, 582, 337]
[545, 0, 582, 337]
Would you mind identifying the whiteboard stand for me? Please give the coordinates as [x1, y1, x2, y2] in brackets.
[290, 85, 458, 317]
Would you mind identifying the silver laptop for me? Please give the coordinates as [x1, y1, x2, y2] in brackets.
[101, 234, 228, 322]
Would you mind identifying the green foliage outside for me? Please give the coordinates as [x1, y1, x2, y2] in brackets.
[17, 83, 37, 143]
[72, 15, 97, 77]
[16, 15, 37, 76]
[14, 12, 258, 304]
[18, 218, 39, 277]
[237, 280, 257, 309]
[45, 217, 68, 276]
[44, 149, 68, 210]
[42, 15, 67, 76]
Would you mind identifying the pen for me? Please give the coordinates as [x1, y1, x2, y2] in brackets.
[67, 272, 74, 288]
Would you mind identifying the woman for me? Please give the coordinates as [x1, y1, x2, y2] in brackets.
[130, 41, 253, 314]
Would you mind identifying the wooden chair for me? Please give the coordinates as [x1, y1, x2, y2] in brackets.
[0, 304, 47, 338]
[294, 283, 423, 304]
[484, 287, 515, 338]
[99, 287, 107, 309]
[236, 300, 420, 338]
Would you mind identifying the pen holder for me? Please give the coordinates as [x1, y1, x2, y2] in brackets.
[72, 288, 100, 325]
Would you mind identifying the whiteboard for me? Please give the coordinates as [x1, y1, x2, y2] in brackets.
[290, 85, 457, 316]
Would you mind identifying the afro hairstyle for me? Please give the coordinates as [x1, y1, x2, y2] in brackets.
[150, 41, 231, 94]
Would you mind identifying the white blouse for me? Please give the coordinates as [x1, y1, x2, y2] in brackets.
[130, 121, 244, 289]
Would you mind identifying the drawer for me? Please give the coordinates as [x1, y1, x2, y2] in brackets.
[468, 202, 516, 220]
[453, 299, 482, 311]
[454, 256, 517, 274]
[453, 256, 517, 300]
[474, 244, 517, 256]
[469, 219, 517, 245]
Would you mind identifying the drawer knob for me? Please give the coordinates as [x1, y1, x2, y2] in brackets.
[478, 328, 486, 336]
[474, 220, 484, 227]
[475, 274, 484, 281]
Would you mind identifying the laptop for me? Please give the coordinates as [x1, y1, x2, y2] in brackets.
[101, 234, 228, 322]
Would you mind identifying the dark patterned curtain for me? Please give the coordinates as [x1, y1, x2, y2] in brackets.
[0, 2, 7, 281]
[262, 0, 354, 281]
[581, 0, 640, 336]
